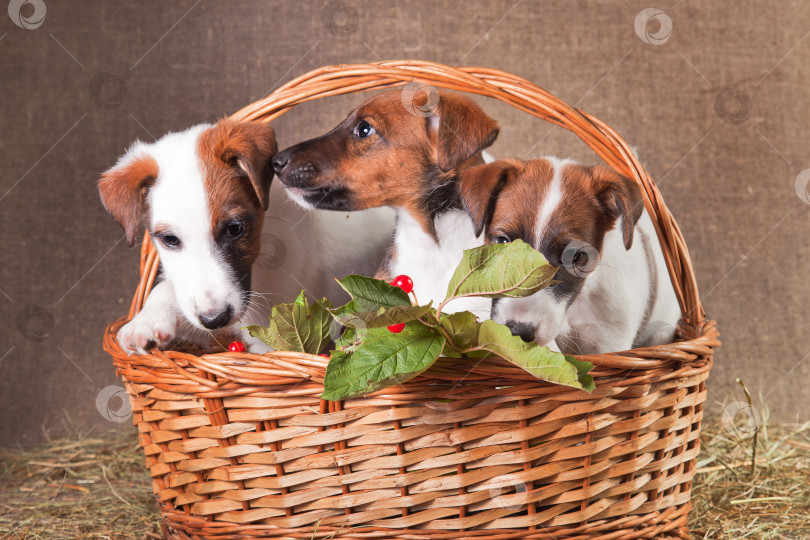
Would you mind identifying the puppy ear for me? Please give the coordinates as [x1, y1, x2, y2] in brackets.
[206, 119, 278, 210]
[98, 144, 158, 247]
[431, 92, 499, 172]
[589, 165, 644, 250]
[459, 160, 514, 237]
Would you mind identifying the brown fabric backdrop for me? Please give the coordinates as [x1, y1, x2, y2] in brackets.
[1, 0, 808, 444]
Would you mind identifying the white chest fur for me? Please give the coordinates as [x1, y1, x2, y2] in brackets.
[389, 210, 492, 319]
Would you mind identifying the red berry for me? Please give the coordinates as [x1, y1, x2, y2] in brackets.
[319, 353, 330, 358]
[390, 275, 414, 294]
[228, 341, 245, 352]
[387, 323, 406, 333]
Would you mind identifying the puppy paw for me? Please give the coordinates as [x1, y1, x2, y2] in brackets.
[117, 311, 176, 355]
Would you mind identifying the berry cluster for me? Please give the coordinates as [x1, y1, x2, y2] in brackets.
[386, 274, 413, 333]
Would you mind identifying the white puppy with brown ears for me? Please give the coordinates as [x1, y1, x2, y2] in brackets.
[99, 119, 393, 354]
[459, 157, 681, 354]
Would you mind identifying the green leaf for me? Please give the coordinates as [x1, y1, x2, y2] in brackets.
[322, 323, 446, 400]
[333, 303, 433, 329]
[245, 291, 333, 355]
[440, 311, 481, 350]
[335, 325, 360, 352]
[444, 240, 557, 303]
[563, 355, 596, 390]
[293, 290, 308, 306]
[474, 320, 594, 391]
[336, 275, 411, 311]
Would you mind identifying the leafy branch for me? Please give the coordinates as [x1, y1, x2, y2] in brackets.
[247, 239, 594, 400]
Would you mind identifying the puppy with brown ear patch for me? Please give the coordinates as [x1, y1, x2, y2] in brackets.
[460, 157, 681, 354]
[272, 90, 499, 317]
[99, 119, 394, 354]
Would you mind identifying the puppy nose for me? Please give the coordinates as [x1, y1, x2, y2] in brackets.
[505, 320, 536, 343]
[198, 306, 233, 330]
[271, 153, 289, 174]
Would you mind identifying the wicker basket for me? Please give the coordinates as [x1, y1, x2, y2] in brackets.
[103, 61, 720, 540]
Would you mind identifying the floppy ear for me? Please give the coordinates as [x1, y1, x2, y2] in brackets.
[430, 92, 499, 172]
[589, 165, 644, 250]
[207, 119, 278, 210]
[98, 144, 158, 247]
[459, 160, 515, 237]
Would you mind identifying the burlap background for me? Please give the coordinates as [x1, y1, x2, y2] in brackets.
[1, 1, 808, 444]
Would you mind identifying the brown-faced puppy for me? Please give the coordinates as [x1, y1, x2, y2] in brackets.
[460, 157, 681, 353]
[272, 90, 499, 316]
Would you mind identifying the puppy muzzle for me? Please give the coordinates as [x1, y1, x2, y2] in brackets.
[198, 305, 234, 330]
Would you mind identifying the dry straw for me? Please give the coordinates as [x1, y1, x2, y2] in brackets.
[103, 60, 721, 539]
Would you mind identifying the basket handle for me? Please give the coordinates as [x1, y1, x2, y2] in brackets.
[133, 61, 705, 329]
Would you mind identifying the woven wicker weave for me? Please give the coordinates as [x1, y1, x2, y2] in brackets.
[103, 60, 720, 540]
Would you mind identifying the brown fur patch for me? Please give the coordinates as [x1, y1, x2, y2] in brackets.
[197, 119, 278, 274]
[550, 163, 607, 253]
[544, 163, 642, 256]
[98, 153, 160, 246]
[433, 93, 500, 172]
[274, 90, 499, 236]
[340, 92, 434, 219]
[587, 165, 644, 249]
[461, 158, 528, 237]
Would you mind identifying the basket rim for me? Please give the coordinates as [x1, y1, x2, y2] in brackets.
[104, 314, 717, 395]
[118, 60, 719, 371]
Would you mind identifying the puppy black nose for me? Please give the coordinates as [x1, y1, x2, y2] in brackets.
[271, 153, 289, 174]
[198, 306, 233, 330]
[506, 320, 536, 343]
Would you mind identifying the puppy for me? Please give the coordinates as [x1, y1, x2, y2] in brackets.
[459, 157, 681, 354]
[99, 119, 394, 354]
[271, 90, 499, 317]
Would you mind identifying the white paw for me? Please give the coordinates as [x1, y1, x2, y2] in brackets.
[117, 311, 176, 355]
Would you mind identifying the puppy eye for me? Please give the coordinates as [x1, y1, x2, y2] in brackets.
[159, 234, 181, 249]
[354, 120, 375, 139]
[493, 235, 511, 244]
[225, 220, 245, 239]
